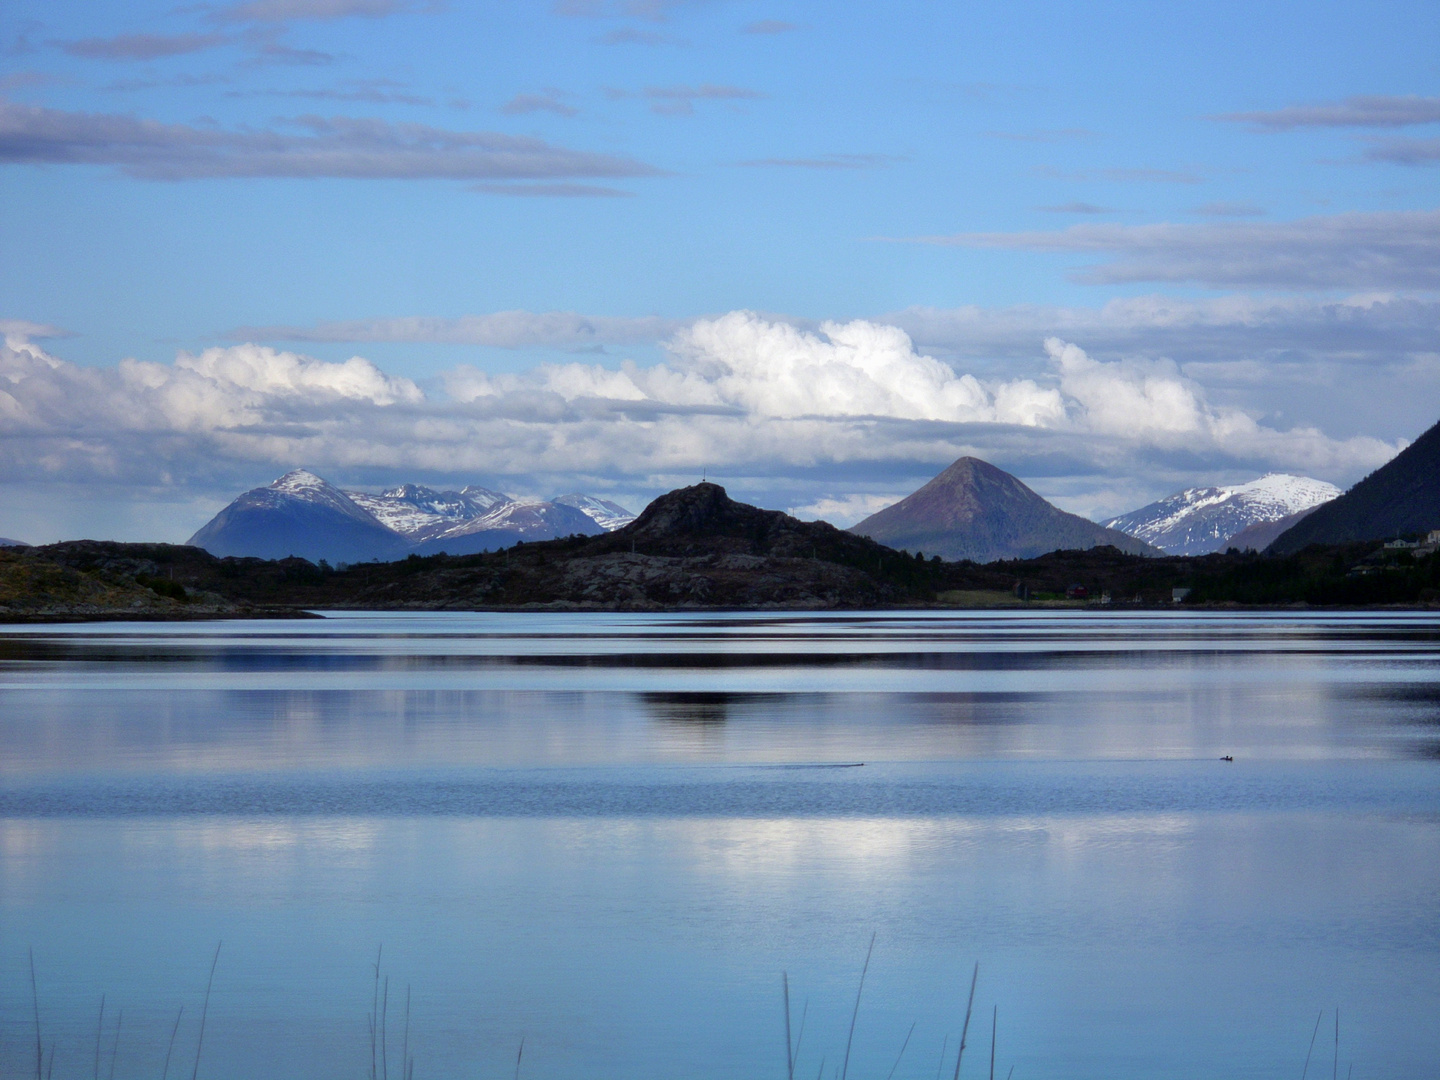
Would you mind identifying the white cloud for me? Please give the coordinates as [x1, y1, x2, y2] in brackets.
[1040, 338, 1397, 473]
[791, 494, 901, 527]
[0, 314, 1405, 538]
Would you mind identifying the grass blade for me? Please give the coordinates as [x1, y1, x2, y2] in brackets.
[784, 973, 794, 1080]
[952, 963, 978, 1080]
[190, 942, 221, 1080]
[885, 1021, 916, 1080]
[371, 946, 382, 1080]
[839, 933, 875, 1080]
[28, 949, 43, 1080]
[989, 1006, 996, 1080]
[381, 976, 390, 1080]
[402, 984, 410, 1080]
[1301, 1010, 1322, 1080]
[793, 998, 809, 1071]
[161, 1006, 184, 1080]
[93, 994, 105, 1080]
[107, 1010, 122, 1080]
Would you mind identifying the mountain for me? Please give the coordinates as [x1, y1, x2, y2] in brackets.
[413, 500, 605, 555]
[848, 457, 1159, 562]
[0, 537, 27, 547]
[1104, 474, 1340, 555]
[347, 483, 511, 543]
[189, 471, 637, 564]
[187, 470, 410, 564]
[1225, 506, 1321, 553]
[552, 493, 636, 531]
[1270, 416, 1440, 553]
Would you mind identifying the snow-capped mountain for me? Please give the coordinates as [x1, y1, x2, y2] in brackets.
[1104, 474, 1341, 555]
[188, 470, 410, 563]
[188, 470, 636, 563]
[347, 483, 512, 542]
[413, 499, 606, 556]
[552, 494, 637, 531]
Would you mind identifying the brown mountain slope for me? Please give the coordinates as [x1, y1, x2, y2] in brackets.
[1270, 415, 1440, 553]
[849, 457, 1160, 563]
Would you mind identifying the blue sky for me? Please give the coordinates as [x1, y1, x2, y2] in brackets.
[1, 0, 1438, 541]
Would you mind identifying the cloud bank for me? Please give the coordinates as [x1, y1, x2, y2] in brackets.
[0, 99, 657, 181]
[0, 313, 1398, 532]
[911, 210, 1440, 289]
[1220, 95, 1440, 130]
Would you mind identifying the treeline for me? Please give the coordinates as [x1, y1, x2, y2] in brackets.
[13, 535, 1440, 611]
[1181, 543, 1440, 606]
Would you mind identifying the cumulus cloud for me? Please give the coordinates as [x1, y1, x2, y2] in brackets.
[0, 99, 658, 181]
[909, 210, 1440, 289]
[1041, 338, 1392, 471]
[1219, 95, 1440, 130]
[0, 313, 1399, 523]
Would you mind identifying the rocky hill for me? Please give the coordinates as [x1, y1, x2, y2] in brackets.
[850, 457, 1158, 562]
[1270, 416, 1440, 553]
[0, 545, 294, 621]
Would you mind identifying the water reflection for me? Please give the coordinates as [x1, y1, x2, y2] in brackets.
[0, 611, 1437, 1080]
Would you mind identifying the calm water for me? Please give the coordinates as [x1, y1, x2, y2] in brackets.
[1, 610, 1437, 1080]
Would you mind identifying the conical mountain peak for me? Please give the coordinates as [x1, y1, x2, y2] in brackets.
[851, 456, 1158, 562]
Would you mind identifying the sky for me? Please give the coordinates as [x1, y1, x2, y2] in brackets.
[1, 0, 1438, 543]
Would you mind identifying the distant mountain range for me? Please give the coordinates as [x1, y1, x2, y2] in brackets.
[849, 456, 1159, 562]
[0, 538, 27, 548]
[188, 470, 636, 564]
[1103, 474, 1340, 555]
[1270, 415, 1440, 554]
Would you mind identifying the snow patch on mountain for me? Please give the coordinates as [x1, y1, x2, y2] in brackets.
[1104, 473, 1341, 555]
[552, 494, 636, 531]
[193, 469, 638, 564]
[346, 483, 513, 541]
[270, 470, 385, 525]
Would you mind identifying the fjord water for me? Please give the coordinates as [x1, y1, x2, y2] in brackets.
[1, 612, 1437, 1080]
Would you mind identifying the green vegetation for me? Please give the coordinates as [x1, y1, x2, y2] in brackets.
[1183, 543, 1440, 606]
